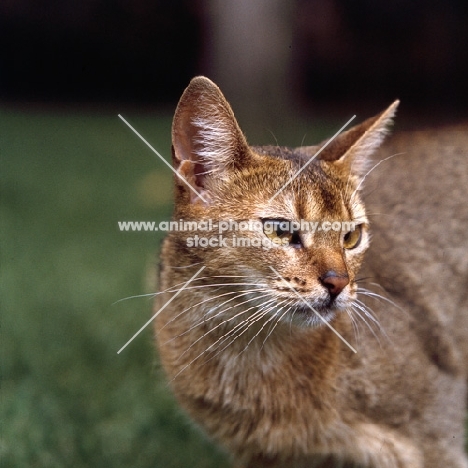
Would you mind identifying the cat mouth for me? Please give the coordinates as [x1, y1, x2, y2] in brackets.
[289, 292, 343, 310]
[291, 301, 339, 320]
[285, 303, 337, 327]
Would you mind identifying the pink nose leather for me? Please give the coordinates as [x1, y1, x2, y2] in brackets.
[320, 271, 349, 296]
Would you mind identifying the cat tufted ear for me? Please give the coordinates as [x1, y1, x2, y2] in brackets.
[310, 100, 399, 180]
[172, 76, 251, 204]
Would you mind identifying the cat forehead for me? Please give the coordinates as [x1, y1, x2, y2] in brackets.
[250, 144, 343, 191]
[252, 145, 320, 165]
[251, 145, 339, 182]
[241, 148, 352, 220]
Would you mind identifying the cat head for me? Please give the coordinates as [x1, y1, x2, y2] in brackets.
[170, 76, 398, 327]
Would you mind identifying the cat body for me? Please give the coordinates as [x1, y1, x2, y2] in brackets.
[154, 77, 468, 467]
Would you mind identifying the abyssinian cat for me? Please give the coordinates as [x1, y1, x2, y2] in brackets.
[154, 76, 468, 467]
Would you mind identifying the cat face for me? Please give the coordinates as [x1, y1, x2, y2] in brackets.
[168, 76, 397, 328]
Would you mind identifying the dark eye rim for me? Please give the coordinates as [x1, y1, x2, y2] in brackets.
[261, 219, 364, 249]
[261, 218, 302, 247]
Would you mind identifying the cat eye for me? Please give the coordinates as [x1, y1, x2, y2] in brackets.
[343, 224, 362, 249]
[262, 219, 302, 247]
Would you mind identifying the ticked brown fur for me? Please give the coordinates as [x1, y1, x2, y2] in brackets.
[154, 77, 468, 467]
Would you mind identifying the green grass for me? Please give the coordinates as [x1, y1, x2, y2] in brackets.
[0, 105, 387, 467]
[0, 108, 230, 467]
[2, 106, 467, 467]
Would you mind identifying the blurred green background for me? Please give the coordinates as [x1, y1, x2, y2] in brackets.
[2, 1, 467, 467]
[0, 109, 228, 467]
[0, 106, 335, 467]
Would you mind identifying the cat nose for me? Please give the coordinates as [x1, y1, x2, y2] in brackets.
[319, 271, 349, 297]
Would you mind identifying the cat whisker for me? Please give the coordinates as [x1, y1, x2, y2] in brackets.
[170, 304, 277, 382]
[179, 282, 270, 292]
[209, 275, 268, 279]
[190, 297, 281, 366]
[210, 298, 279, 349]
[168, 291, 273, 350]
[266, 128, 280, 148]
[211, 309, 275, 362]
[112, 292, 165, 305]
[161, 286, 270, 332]
[212, 296, 293, 360]
[155, 281, 268, 305]
[116, 275, 254, 304]
[236, 299, 292, 356]
[113, 277, 214, 304]
[208, 294, 289, 358]
[349, 153, 405, 202]
[357, 287, 407, 317]
[262, 301, 297, 348]
[354, 276, 374, 283]
[166, 275, 267, 291]
[168, 262, 203, 269]
[345, 308, 361, 345]
[349, 303, 383, 346]
[177, 294, 276, 350]
[202, 290, 271, 321]
[352, 298, 380, 324]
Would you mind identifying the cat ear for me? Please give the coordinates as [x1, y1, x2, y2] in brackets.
[312, 100, 399, 179]
[172, 76, 251, 204]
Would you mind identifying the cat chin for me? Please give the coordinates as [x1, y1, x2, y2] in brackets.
[285, 304, 340, 328]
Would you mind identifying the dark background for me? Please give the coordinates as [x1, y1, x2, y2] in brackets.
[2, 0, 468, 119]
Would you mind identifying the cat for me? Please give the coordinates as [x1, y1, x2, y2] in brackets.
[154, 76, 468, 467]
